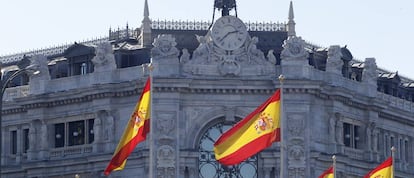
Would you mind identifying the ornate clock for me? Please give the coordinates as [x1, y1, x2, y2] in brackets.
[211, 16, 248, 51]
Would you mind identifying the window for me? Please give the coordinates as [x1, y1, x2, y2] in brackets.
[343, 123, 360, 149]
[404, 140, 409, 162]
[120, 54, 139, 68]
[399, 138, 403, 160]
[198, 121, 258, 178]
[390, 136, 395, 149]
[68, 55, 93, 76]
[80, 63, 87, 75]
[11, 130, 17, 154]
[69, 121, 85, 146]
[55, 123, 65, 148]
[23, 129, 29, 153]
[54, 119, 94, 148]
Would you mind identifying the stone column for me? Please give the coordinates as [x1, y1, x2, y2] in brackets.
[39, 121, 49, 160]
[15, 128, 22, 163]
[27, 123, 37, 160]
[92, 117, 102, 153]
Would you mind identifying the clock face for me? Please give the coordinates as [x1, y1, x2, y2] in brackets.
[211, 16, 248, 51]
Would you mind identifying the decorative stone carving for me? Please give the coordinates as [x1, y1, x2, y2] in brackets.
[180, 48, 190, 63]
[281, 36, 308, 60]
[93, 117, 102, 143]
[91, 42, 117, 72]
[326, 45, 343, 75]
[103, 111, 115, 142]
[267, 49, 277, 65]
[157, 145, 175, 168]
[151, 34, 180, 60]
[287, 114, 304, 137]
[288, 167, 305, 178]
[288, 145, 305, 163]
[182, 33, 275, 76]
[157, 167, 175, 178]
[335, 118, 343, 144]
[157, 113, 175, 136]
[29, 54, 51, 80]
[362, 58, 378, 86]
[218, 55, 241, 76]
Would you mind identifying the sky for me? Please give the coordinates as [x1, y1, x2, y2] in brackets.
[1, 0, 413, 78]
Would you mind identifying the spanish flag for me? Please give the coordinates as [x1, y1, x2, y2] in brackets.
[104, 78, 151, 176]
[364, 157, 393, 178]
[214, 89, 281, 165]
[319, 166, 334, 178]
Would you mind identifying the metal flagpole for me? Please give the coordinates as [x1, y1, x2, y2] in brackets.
[278, 74, 286, 178]
[148, 62, 154, 178]
[332, 155, 336, 178]
[391, 146, 396, 178]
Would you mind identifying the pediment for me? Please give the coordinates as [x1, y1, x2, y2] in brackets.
[64, 43, 95, 58]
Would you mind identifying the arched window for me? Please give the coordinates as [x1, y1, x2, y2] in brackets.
[198, 121, 258, 178]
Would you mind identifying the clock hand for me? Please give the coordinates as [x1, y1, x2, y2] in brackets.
[219, 30, 238, 42]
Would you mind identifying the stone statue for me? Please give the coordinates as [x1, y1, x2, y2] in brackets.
[151, 34, 180, 60]
[326, 45, 343, 74]
[179, 48, 190, 63]
[29, 54, 51, 80]
[329, 114, 337, 143]
[267, 49, 277, 65]
[362, 58, 378, 85]
[93, 117, 102, 143]
[247, 37, 265, 64]
[91, 42, 117, 72]
[192, 34, 211, 62]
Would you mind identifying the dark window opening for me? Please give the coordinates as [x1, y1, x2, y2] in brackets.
[23, 129, 29, 153]
[54, 123, 65, 148]
[11, 130, 17, 154]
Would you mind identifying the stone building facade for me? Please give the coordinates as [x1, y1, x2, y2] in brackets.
[0, 1, 413, 178]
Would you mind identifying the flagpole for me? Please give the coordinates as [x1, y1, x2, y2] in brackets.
[278, 74, 286, 178]
[148, 62, 154, 178]
[332, 155, 336, 178]
[391, 146, 396, 178]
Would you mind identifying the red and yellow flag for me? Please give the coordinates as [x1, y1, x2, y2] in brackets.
[214, 89, 281, 166]
[319, 166, 334, 178]
[364, 157, 393, 178]
[104, 78, 151, 176]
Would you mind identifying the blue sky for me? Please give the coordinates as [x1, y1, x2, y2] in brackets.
[1, 0, 413, 78]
